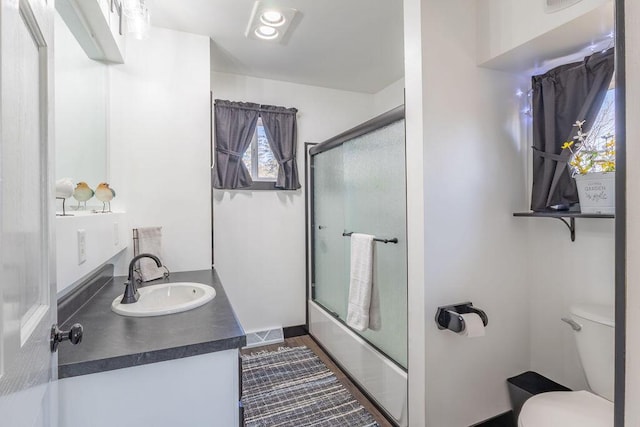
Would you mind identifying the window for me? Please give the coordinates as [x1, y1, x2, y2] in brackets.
[213, 99, 299, 191]
[242, 118, 278, 181]
[528, 48, 614, 211]
[583, 88, 615, 149]
[570, 88, 615, 174]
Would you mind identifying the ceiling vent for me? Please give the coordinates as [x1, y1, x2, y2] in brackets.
[545, 0, 584, 13]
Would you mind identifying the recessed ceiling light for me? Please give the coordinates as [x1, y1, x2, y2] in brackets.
[245, 1, 298, 44]
[260, 10, 285, 27]
[255, 25, 279, 40]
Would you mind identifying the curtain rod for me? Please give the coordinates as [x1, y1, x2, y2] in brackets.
[214, 101, 298, 115]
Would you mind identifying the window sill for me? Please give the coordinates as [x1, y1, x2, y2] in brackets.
[242, 181, 278, 191]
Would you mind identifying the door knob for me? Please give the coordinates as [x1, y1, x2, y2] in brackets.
[50, 323, 83, 353]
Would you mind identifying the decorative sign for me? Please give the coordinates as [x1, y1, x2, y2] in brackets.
[575, 172, 615, 215]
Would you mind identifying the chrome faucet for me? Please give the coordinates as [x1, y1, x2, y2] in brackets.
[121, 253, 163, 304]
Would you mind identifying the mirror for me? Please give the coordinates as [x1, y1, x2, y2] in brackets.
[54, 10, 108, 203]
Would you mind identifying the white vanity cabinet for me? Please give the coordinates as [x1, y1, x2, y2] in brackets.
[58, 349, 240, 427]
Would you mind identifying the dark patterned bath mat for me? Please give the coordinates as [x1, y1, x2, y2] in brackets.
[241, 346, 379, 427]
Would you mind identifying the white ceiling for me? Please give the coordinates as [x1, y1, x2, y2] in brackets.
[152, 0, 404, 94]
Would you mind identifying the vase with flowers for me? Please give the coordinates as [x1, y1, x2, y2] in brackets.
[561, 119, 615, 214]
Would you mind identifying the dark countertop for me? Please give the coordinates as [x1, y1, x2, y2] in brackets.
[58, 269, 246, 379]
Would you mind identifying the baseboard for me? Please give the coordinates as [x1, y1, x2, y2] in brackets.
[471, 411, 516, 427]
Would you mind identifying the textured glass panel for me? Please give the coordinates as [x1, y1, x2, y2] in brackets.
[2, 13, 47, 343]
[242, 145, 252, 173]
[343, 120, 407, 367]
[257, 123, 277, 180]
[312, 120, 407, 368]
[242, 118, 278, 181]
[313, 146, 347, 315]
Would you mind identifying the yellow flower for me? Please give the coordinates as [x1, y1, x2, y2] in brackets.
[561, 141, 574, 150]
[606, 139, 615, 149]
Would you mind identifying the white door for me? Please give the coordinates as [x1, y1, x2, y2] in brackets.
[0, 0, 57, 426]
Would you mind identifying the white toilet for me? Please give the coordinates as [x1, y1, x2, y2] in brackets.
[518, 303, 614, 427]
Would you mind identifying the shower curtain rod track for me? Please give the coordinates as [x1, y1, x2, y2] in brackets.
[309, 105, 405, 156]
[342, 231, 398, 244]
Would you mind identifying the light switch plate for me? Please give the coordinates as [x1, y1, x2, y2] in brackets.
[77, 229, 87, 265]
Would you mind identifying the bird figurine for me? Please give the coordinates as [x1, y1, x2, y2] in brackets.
[55, 178, 75, 216]
[73, 182, 94, 210]
[55, 178, 74, 199]
[95, 182, 116, 213]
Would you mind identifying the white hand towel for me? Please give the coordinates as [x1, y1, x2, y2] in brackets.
[136, 226, 164, 282]
[346, 233, 381, 332]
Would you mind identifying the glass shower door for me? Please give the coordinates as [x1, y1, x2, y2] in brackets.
[313, 146, 347, 316]
[312, 119, 407, 368]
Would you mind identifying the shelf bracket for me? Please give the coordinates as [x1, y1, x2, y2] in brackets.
[556, 217, 576, 242]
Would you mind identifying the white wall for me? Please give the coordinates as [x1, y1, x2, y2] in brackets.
[109, 27, 211, 275]
[55, 213, 127, 295]
[419, 2, 530, 425]
[625, 1, 640, 424]
[402, 0, 427, 424]
[373, 78, 405, 116]
[477, 0, 611, 64]
[527, 220, 614, 391]
[485, 0, 617, 393]
[210, 72, 393, 332]
[473, 0, 617, 400]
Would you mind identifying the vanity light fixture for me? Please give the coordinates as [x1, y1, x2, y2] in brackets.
[245, 1, 298, 43]
[121, 0, 151, 40]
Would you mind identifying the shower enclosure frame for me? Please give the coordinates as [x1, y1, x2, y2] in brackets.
[305, 105, 408, 426]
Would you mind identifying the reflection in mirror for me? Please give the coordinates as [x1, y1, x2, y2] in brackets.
[54, 10, 108, 206]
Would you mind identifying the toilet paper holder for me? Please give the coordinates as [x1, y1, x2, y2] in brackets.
[435, 302, 488, 333]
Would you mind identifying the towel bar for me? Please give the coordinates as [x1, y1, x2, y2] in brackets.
[342, 231, 398, 244]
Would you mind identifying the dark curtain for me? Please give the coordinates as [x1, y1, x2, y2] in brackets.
[213, 100, 260, 189]
[530, 48, 615, 211]
[260, 105, 300, 190]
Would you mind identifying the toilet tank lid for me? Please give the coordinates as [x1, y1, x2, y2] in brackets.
[570, 304, 614, 327]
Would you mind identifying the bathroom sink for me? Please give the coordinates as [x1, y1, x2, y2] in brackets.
[111, 282, 216, 317]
